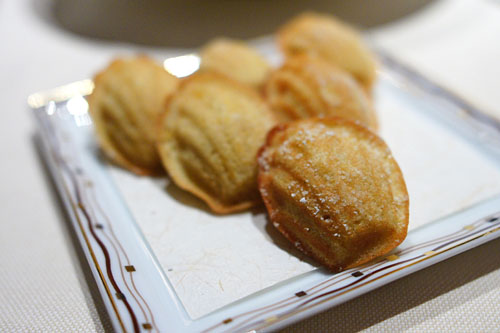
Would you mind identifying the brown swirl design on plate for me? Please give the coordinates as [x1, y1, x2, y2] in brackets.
[37, 105, 158, 332]
[86, 179, 159, 331]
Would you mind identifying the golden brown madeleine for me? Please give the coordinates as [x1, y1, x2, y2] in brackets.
[199, 38, 271, 88]
[265, 56, 377, 130]
[89, 56, 179, 175]
[157, 73, 277, 214]
[258, 118, 409, 272]
[278, 12, 377, 93]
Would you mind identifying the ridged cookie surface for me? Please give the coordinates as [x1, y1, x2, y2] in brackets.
[265, 56, 377, 130]
[200, 38, 271, 88]
[278, 12, 377, 93]
[89, 57, 178, 175]
[157, 73, 277, 214]
[258, 118, 409, 272]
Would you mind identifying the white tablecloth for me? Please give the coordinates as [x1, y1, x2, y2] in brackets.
[1, 0, 499, 331]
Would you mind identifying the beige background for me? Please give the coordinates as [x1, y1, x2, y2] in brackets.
[1, 0, 500, 331]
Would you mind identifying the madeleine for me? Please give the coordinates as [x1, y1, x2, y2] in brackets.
[258, 118, 409, 272]
[89, 56, 179, 175]
[265, 56, 377, 130]
[278, 12, 377, 93]
[199, 38, 271, 88]
[157, 73, 277, 214]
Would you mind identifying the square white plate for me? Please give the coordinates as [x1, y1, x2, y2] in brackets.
[29, 48, 500, 332]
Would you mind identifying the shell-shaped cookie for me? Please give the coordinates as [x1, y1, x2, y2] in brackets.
[265, 56, 377, 130]
[278, 12, 377, 93]
[157, 73, 277, 214]
[199, 38, 271, 88]
[258, 118, 409, 272]
[89, 57, 179, 175]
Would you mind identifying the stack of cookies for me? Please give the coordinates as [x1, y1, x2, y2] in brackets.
[88, 12, 409, 272]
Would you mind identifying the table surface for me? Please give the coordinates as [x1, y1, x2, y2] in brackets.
[1, 0, 500, 331]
